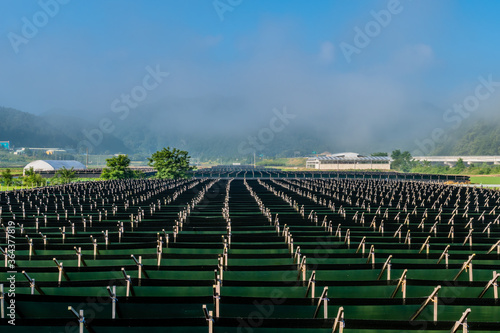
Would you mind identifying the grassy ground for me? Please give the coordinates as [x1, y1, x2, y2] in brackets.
[256, 158, 307, 168]
[1, 167, 23, 176]
[0, 185, 31, 191]
[469, 175, 500, 184]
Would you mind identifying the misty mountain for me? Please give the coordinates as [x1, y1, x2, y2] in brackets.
[432, 116, 500, 156]
[4, 101, 499, 160]
[0, 107, 77, 149]
[0, 107, 129, 153]
[0, 104, 335, 158]
[40, 109, 129, 154]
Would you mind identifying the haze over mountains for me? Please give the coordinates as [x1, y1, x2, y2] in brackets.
[2, 1, 500, 160]
[2, 104, 499, 159]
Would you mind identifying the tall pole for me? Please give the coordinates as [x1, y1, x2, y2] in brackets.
[86, 148, 89, 168]
[254, 151, 256, 168]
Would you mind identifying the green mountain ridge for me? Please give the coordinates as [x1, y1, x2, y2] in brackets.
[432, 117, 500, 156]
[0, 107, 77, 149]
[2, 106, 499, 158]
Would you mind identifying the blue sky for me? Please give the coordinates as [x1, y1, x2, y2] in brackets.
[1, 0, 500, 152]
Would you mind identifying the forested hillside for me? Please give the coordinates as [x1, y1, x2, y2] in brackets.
[2, 105, 500, 158]
[0, 107, 77, 148]
[432, 118, 500, 155]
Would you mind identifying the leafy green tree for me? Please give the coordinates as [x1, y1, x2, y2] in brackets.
[371, 152, 388, 157]
[54, 166, 77, 184]
[22, 167, 47, 187]
[148, 147, 194, 179]
[101, 155, 135, 179]
[454, 158, 467, 172]
[1, 168, 14, 186]
[391, 150, 415, 172]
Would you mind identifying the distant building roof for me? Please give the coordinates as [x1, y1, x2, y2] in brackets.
[308, 152, 391, 162]
[24, 160, 86, 171]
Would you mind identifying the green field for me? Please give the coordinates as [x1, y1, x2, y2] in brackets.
[469, 175, 500, 184]
[0, 185, 31, 191]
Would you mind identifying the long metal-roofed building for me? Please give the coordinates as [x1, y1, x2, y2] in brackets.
[306, 152, 391, 170]
[23, 160, 86, 175]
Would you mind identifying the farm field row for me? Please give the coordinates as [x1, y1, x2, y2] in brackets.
[0, 177, 499, 332]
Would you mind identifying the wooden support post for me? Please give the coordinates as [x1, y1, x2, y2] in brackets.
[218, 256, 224, 282]
[59, 226, 66, 244]
[26, 236, 35, 258]
[223, 246, 228, 267]
[305, 270, 316, 298]
[0, 248, 7, 268]
[131, 255, 148, 279]
[106, 285, 118, 319]
[157, 240, 162, 267]
[393, 225, 402, 242]
[74, 247, 86, 267]
[465, 218, 473, 229]
[121, 268, 134, 297]
[102, 230, 109, 249]
[332, 306, 345, 333]
[68, 306, 86, 333]
[53, 258, 70, 285]
[418, 218, 425, 230]
[0, 284, 4, 319]
[410, 285, 441, 321]
[22, 270, 44, 295]
[450, 308, 471, 333]
[377, 255, 392, 280]
[487, 240, 500, 254]
[482, 222, 492, 237]
[433, 293, 438, 323]
[202, 305, 214, 333]
[419, 236, 431, 254]
[335, 224, 341, 239]
[391, 269, 407, 303]
[213, 274, 221, 318]
[297, 256, 307, 281]
[453, 254, 475, 281]
[293, 246, 301, 264]
[366, 245, 375, 268]
[355, 236, 366, 254]
[91, 236, 99, 259]
[313, 286, 329, 319]
[404, 230, 411, 248]
[462, 229, 473, 247]
[448, 226, 455, 241]
[429, 221, 438, 236]
[478, 271, 499, 299]
[437, 245, 450, 269]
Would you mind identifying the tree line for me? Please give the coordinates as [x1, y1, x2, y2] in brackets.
[100, 147, 194, 180]
[0, 147, 194, 187]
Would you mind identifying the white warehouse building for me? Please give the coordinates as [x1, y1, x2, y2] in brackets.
[23, 160, 86, 174]
[306, 152, 391, 170]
